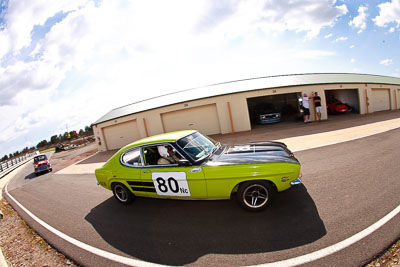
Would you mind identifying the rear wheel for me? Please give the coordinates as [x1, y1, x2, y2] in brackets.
[236, 181, 274, 212]
[112, 183, 135, 205]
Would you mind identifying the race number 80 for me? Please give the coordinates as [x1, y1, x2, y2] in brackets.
[152, 172, 191, 196]
[156, 177, 179, 193]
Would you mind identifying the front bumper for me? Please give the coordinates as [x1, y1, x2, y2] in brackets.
[291, 173, 303, 185]
[290, 178, 302, 185]
[258, 113, 281, 124]
[259, 118, 281, 124]
[35, 165, 51, 173]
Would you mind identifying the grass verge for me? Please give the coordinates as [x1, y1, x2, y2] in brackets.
[0, 199, 78, 266]
[39, 147, 55, 153]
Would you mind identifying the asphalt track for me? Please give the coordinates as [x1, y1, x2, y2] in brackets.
[3, 114, 400, 267]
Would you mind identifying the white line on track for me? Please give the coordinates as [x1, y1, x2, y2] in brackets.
[253, 204, 400, 267]
[5, 170, 400, 267]
[5, 183, 167, 267]
[4, 118, 400, 266]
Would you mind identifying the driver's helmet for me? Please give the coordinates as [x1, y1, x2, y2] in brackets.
[157, 146, 169, 158]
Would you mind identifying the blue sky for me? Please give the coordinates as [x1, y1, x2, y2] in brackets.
[0, 0, 399, 157]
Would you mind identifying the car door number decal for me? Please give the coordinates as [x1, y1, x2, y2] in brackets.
[152, 172, 191, 196]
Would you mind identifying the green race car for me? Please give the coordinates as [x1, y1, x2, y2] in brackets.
[95, 130, 302, 211]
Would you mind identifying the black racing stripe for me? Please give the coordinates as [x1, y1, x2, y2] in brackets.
[142, 182, 154, 187]
[131, 186, 157, 193]
[127, 181, 142, 186]
[127, 181, 155, 188]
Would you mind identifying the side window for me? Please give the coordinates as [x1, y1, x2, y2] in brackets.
[143, 144, 183, 166]
[143, 146, 160, 166]
[121, 148, 142, 167]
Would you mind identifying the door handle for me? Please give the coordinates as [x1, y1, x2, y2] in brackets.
[142, 170, 151, 173]
[190, 168, 201, 173]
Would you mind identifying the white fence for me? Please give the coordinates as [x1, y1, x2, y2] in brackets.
[0, 152, 36, 178]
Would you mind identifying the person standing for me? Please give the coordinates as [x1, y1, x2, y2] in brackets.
[313, 92, 322, 121]
[302, 93, 310, 123]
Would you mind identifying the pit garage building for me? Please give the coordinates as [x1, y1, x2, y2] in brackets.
[93, 73, 400, 152]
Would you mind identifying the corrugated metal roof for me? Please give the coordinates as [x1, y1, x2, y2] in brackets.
[94, 73, 400, 125]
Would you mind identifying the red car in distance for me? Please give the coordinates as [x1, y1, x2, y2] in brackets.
[33, 154, 52, 175]
[326, 97, 351, 114]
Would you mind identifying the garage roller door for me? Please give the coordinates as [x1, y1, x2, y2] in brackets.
[161, 104, 221, 135]
[371, 89, 390, 112]
[103, 120, 140, 150]
[398, 89, 400, 109]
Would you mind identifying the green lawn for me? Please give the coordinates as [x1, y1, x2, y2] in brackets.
[39, 147, 55, 153]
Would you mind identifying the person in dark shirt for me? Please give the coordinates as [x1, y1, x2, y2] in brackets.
[313, 92, 322, 121]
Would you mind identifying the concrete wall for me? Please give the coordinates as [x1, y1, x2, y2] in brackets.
[93, 82, 400, 152]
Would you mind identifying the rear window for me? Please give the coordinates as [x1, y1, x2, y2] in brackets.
[121, 148, 142, 167]
[34, 155, 47, 163]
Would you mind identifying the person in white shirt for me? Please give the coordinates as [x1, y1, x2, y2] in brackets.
[302, 93, 311, 123]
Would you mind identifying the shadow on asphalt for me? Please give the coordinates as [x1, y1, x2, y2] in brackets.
[85, 184, 326, 265]
[24, 170, 51, 180]
[24, 172, 47, 179]
[24, 172, 38, 179]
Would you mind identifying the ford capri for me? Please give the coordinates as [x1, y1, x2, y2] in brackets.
[95, 130, 302, 211]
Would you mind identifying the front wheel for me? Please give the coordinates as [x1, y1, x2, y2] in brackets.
[236, 181, 274, 212]
[112, 183, 135, 205]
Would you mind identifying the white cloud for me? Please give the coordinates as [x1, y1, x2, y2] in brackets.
[389, 27, 395, 33]
[349, 45, 355, 48]
[0, 60, 66, 106]
[0, 0, 350, 107]
[294, 49, 335, 60]
[0, 0, 367, 156]
[349, 5, 368, 33]
[380, 59, 393, 66]
[351, 58, 355, 63]
[0, 0, 210, 150]
[373, 0, 400, 28]
[0, 30, 11, 57]
[324, 33, 333, 39]
[200, 0, 348, 39]
[334, 36, 348, 42]
[0, 0, 87, 58]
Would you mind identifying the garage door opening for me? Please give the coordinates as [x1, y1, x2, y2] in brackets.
[247, 93, 303, 127]
[325, 89, 360, 115]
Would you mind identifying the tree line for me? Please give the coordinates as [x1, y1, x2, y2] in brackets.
[1, 125, 94, 162]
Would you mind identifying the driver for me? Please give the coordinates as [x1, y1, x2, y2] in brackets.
[167, 146, 180, 163]
[157, 145, 180, 165]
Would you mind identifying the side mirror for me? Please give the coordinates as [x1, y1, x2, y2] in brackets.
[177, 159, 192, 166]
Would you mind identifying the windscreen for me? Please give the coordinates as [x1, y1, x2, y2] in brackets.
[177, 132, 217, 161]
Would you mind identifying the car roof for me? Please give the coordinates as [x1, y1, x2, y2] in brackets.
[121, 130, 197, 150]
[34, 154, 47, 158]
